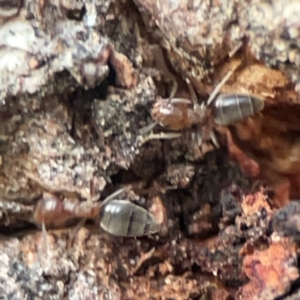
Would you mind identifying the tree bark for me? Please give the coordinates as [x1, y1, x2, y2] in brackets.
[1, 0, 300, 299]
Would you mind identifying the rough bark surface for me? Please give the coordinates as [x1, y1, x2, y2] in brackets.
[1, 0, 300, 300]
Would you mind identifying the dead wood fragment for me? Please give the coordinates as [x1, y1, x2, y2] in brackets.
[238, 236, 299, 300]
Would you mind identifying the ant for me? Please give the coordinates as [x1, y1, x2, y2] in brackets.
[33, 186, 161, 237]
[138, 69, 264, 147]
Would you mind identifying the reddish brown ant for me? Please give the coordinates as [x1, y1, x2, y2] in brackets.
[33, 187, 161, 237]
[138, 70, 264, 147]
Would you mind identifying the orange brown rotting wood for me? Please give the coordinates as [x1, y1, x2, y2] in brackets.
[238, 237, 299, 300]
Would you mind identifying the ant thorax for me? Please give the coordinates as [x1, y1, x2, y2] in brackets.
[151, 97, 206, 131]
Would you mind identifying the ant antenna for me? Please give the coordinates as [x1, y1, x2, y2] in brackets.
[166, 81, 178, 105]
[206, 70, 233, 106]
[185, 78, 198, 108]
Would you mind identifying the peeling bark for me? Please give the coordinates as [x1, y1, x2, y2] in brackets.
[1, 0, 300, 299]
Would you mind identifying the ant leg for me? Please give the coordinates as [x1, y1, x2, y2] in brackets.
[197, 131, 203, 146]
[138, 122, 158, 135]
[37, 222, 48, 266]
[197, 121, 219, 148]
[228, 42, 242, 57]
[67, 218, 87, 250]
[42, 222, 48, 248]
[206, 70, 233, 106]
[137, 132, 181, 145]
[137, 122, 159, 150]
[209, 130, 220, 148]
[169, 98, 192, 105]
[187, 80, 218, 147]
[166, 81, 178, 104]
[185, 78, 198, 108]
